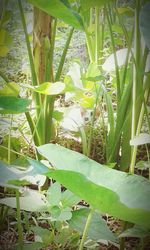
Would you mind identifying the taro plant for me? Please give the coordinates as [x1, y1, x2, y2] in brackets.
[0, 159, 118, 249]
[27, 0, 150, 169]
[1, 143, 148, 249]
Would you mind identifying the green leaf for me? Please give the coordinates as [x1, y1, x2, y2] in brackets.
[86, 62, 101, 79]
[28, 0, 84, 30]
[53, 110, 64, 121]
[80, 0, 114, 10]
[0, 96, 31, 114]
[37, 144, 150, 228]
[0, 189, 47, 212]
[34, 82, 65, 95]
[31, 226, 53, 247]
[140, 2, 150, 50]
[22, 242, 43, 250]
[130, 133, 150, 146]
[51, 206, 72, 221]
[61, 190, 81, 208]
[0, 82, 20, 96]
[47, 182, 61, 205]
[69, 208, 117, 242]
[119, 225, 150, 239]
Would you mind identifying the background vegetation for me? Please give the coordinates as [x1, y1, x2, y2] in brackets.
[0, 0, 150, 249]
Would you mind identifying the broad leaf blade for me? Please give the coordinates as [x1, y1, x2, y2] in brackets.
[28, 0, 84, 30]
[0, 96, 31, 114]
[69, 208, 117, 242]
[37, 144, 150, 228]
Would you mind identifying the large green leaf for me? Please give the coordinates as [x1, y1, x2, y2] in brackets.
[28, 0, 84, 30]
[140, 2, 150, 50]
[37, 144, 150, 228]
[69, 208, 117, 243]
[0, 96, 31, 114]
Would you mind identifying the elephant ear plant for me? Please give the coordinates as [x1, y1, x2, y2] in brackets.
[31, 143, 150, 249]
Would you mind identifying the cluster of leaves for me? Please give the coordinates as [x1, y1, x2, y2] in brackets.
[0, 0, 150, 249]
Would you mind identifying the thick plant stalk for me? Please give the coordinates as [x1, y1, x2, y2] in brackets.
[18, 0, 45, 145]
[130, 0, 141, 174]
[79, 208, 94, 250]
[130, 84, 150, 173]
[33, 7, 52, 84]
[45, 24, 74, 143]
[85, 8, 95, 63]
[44, 18, 57, 143]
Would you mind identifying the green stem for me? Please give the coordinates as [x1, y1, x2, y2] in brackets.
[105, 6, 121, 104]
[79, 126, 88, 156]
[18, 0, 45, 144]
[79, 208, 94, 250]
[55, 26, 74, 81]
[44, 18, 57, 143]
[85, 9, 95, 63]
[17, 0, 38, 87]
[95, 7, 100, 64]
[25, 112, 41, 146]
[130, 0, 141, 174]
[0, 145, 26, 157]
[16, 189, 23, 250]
